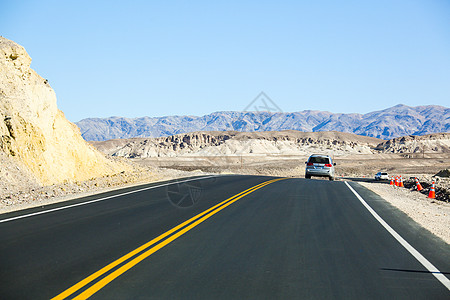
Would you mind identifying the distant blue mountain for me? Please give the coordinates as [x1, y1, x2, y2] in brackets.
[76, 104, 450, 141]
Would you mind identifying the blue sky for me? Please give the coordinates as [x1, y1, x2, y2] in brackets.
[2, 0, 450, 121]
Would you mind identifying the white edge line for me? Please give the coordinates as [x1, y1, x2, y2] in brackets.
[0, 175, 216, 224]
[344, 181, 450, 291]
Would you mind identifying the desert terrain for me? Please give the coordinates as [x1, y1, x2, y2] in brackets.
[129, 152, 449, 178]
[0, 36, 449, 244]
[91, 130, 450, 180]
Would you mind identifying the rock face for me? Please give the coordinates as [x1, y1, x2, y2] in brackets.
[77, 105, 450, 141]
[91, 130, 383, 158]
[0, 37, 128, 185]
[375, 133, 450, 154]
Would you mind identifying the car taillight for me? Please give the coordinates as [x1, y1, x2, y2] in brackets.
[307, 163, 313, 166]
[325, 164, 332, 167]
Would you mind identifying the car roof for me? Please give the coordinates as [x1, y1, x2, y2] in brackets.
[309, 154, 331, 157]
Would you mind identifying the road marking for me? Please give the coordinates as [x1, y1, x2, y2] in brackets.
[52, 178, 275, 299]
[52, 178, 285, 300]
[345, 181, 450, 291]
[0, 176, 216, 224]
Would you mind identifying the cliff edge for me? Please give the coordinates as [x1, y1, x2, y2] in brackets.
[0, 37, 130, 185]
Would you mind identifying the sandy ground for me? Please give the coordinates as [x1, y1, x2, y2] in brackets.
[133, 153, 450, 178]
[358, 181, 450, 244]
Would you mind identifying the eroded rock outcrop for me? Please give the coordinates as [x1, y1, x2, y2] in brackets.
[0, 37, 130, 185]
[91, 130, 383, 158]
[375, 133, 450, 154]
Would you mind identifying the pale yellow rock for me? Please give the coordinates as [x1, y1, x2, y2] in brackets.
[0, 37, 130, 185]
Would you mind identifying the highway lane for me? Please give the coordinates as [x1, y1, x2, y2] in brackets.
[0, 175, 273, 299]
[0, 175, 449, 299]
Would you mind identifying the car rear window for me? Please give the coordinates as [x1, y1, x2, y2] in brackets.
[381, 173, 388, 175]
[308, 156, 330, 164]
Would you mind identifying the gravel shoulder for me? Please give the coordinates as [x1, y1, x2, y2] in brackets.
[0, 165, 208, 215]
[357, 181, 450, 244]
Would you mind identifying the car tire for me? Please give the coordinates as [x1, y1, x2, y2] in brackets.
[305, 175, 311, 179]
[329, 176, 334, 181]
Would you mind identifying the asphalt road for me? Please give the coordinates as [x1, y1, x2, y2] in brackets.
[0, 175, 449, 299]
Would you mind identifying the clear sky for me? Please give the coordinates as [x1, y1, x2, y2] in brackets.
[2, 0, 450, 122]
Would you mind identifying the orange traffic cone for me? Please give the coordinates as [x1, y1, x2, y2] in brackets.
[428, 181, 436, 199]
[395, 176, 399, 187]
[399, 176, 404, 188]
[390, 177, 394, 186]
[415, 178, 423, 191]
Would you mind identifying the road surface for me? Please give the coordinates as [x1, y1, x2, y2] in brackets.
[0, 175, 449, 299]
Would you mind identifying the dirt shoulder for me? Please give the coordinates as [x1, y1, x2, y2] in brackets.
[357, 181, 450, 244]
[0, 165, 209, 215]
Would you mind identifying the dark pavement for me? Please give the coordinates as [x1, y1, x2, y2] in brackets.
[0, 175, 449, 299]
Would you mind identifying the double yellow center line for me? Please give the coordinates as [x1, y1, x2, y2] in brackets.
[52, 178, 285, 299]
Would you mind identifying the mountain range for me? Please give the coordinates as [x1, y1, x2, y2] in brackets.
[76, 104, 450, 141]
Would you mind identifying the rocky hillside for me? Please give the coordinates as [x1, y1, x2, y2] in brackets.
[0, 37, 130, 185]
[77, 105, 450, 141]
[91, 130, 383, 158]
[376, 132, 450, 154]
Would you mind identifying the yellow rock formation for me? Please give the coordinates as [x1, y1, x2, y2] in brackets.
[0, 37, 130, 185]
